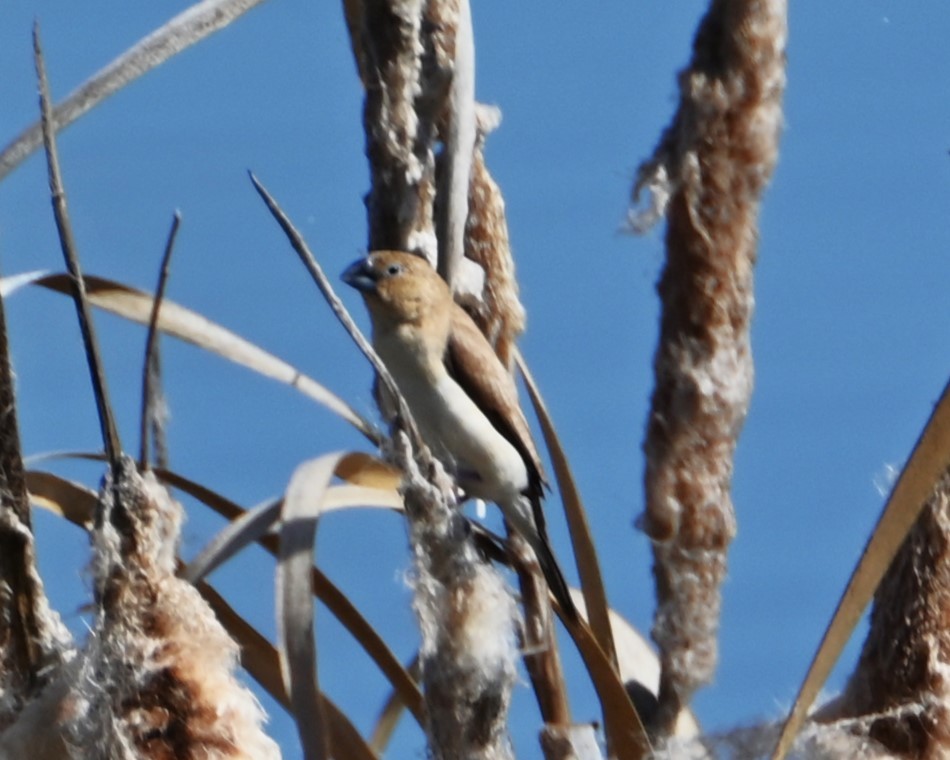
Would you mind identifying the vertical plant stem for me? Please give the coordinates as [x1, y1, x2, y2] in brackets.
[34, 24, 122, 469]
[353, 2, 520, 755]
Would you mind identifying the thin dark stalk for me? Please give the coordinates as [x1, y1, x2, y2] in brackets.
[139, 212, 181, 470]
[34, 24, 122, 469]
[248, 171, 420, 448]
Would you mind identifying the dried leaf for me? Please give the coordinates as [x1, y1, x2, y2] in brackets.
[334, 452, 402, 491]
[772, 378, 950, 760]
[370, 655, 421, 754]
[276, 453, 347, 760]
[515, 352, 618, 668]
[0, 270, 50, 297]
[0, 0, 269, 182]
[606, 603, 700, 738]
[185, 498, 282, 584]
[32, 273, 381, 445]
[25, 470, 96, 527]
[561, 612, 652, 760]
[186, 484, 401, 583]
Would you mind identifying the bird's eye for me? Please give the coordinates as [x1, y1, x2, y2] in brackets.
[386, 263, 402, 276]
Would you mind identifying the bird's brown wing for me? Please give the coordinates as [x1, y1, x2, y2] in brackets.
[445, 304, 546, 504]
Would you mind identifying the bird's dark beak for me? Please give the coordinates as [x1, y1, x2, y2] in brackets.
[341, 258, 378, 293]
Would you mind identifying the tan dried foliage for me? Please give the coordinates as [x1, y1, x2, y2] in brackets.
[835, 469, 950, 757]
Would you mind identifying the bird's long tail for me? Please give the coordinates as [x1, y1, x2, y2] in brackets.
[530, 530, 579, 622]
[505, 495, 579, 621]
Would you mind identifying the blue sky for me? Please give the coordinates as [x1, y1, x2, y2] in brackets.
[1, 1, 949, 756]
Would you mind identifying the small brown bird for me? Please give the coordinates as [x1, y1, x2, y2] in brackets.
[342, 250, 577, 619]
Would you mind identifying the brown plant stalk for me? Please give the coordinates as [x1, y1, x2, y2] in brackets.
[632, 0, 787, 736]
[356, 2, 526, 756]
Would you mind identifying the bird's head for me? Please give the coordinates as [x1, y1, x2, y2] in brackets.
[341, 250, 450, 330]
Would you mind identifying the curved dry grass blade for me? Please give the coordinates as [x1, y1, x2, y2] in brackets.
[324, 699, 380, 760]
[370, 655, 421, 754]
[140, 211, 181, 469]
[0, 0, 269, 182]
[515, 351, 618, 669]
[24, 471, 96, 527]
[561, 612, 652, 760]
[186, 484, 401, 583]
[197, 583, 380, 760]
[334, 452, 402, 491]
[185, 498, 281, 583]
[26, 451, 255, 524]
[277, 454, 348, 760]
[198, 581, 290, 708]
[772, 378, 950, 760]
[319, 484, 403, 513]
[310, 561, 425, 729]
[33, 273, 381, 445]
[321, 694, 381, 760]
[0, 270, 50, 297]
[154, 454, 403, 519]
[35, 27, 122, 467]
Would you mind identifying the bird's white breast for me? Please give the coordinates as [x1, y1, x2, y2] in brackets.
[375, 337, 528, 503]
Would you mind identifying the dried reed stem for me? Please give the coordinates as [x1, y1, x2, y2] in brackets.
[139, 211, 181, 470]
[34, 24, 122, 468]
